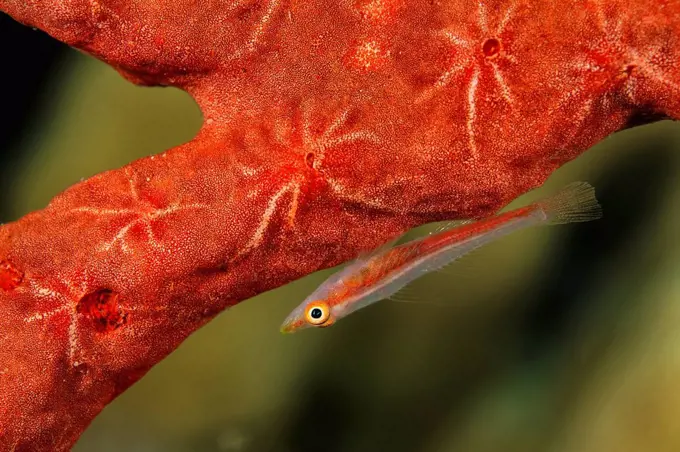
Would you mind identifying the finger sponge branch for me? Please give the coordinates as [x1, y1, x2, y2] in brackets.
[0, 0, 678, 449]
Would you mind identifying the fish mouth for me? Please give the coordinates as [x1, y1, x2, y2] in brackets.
[280, 322, 296, 334]
[280, 316, 304, 334]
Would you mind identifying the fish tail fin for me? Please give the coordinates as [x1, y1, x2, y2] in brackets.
[535, 181, 603, 225]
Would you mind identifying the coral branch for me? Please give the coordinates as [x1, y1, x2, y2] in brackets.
[1, 0, 679, 449]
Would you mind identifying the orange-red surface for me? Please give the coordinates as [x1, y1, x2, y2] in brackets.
[0, 0, 679, 449]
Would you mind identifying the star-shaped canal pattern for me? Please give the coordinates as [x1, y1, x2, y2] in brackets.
[23, 277, 88, 367]
[227, 0, 281, 61]
[549, 0, 676, 158]
[233, 105, 384, 260]
[554, 1, 628, 132]
[418, 0, 519, 160]
[68, 169, 208, 254]
[21, 272, 136, 368]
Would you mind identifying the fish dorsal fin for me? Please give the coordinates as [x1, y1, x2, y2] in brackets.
[354, 235, 401, 262]
[356, 220, 475, 271]
[429, 219, 475, 235]
[323, 234, 405, 288]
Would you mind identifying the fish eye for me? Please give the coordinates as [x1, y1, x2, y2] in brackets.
[304, 302, 331, 326]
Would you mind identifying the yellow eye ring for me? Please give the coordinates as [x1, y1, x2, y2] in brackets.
[304, 302, 331, 326]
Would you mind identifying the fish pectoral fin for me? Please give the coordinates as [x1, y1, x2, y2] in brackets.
[431, 230, 518, 277]
[387, 241, 525, 307]
[387, 294, 453, 306]
[386, 282, 454, 306]
[387, 284, 420, 303]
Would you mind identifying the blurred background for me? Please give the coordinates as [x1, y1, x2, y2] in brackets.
[4, 12, 680, 452]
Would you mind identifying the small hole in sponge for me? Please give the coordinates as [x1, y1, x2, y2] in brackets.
[623, 64, 636, 77]
[305, 152, 316, 168]
[77, 289, 128, 333]
[0, 260, 23, 290]
[482, 38, 501, 58]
